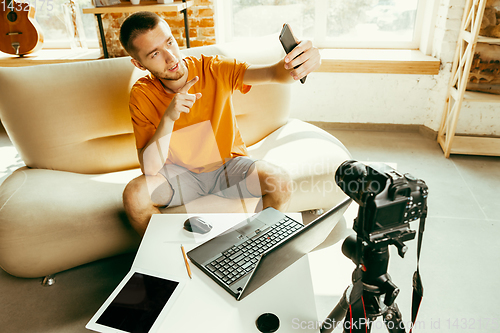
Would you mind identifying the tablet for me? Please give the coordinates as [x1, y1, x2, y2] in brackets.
[86, 268, 186, 333]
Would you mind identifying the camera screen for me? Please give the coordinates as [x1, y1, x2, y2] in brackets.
[372, 201, 406, 232]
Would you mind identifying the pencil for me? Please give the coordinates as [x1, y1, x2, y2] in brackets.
[181, 244, 192, 279]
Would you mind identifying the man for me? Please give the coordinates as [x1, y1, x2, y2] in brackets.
[120, 11, 321, 235]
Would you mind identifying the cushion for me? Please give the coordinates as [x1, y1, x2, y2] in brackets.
[0, 167, 142, 277]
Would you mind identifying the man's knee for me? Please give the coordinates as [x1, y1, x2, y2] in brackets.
[255, 161, 292, 198]
[123, 174, 173, 211]
[123, 176, 147, 212]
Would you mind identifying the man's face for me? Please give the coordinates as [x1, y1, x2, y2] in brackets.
[132, 21, 187, 82]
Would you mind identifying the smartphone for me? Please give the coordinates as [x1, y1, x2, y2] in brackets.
[279, 23, 306, 84]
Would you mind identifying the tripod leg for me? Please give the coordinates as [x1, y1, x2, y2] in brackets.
[320, 288, 350, 333]
[384, 303, 405, 333]
[339, 307, 375, 333]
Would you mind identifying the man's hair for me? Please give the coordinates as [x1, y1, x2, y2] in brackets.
[119, 11, 163, 59]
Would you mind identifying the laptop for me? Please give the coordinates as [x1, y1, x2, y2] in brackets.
[187, 197, 352, 301]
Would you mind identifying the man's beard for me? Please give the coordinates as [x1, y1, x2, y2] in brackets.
[153, 62, 186, 82]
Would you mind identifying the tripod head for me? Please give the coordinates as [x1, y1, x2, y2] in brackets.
[342, 234, 400, 309]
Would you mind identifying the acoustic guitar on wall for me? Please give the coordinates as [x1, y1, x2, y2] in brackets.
[0, 0, 44, 56]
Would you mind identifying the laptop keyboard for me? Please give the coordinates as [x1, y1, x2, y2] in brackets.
[204, 216, 303, 286]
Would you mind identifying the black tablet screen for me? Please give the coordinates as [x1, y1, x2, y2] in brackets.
[96, 272, 179, 333]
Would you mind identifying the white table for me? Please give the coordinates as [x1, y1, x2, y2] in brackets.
[132, 212, 320, 332]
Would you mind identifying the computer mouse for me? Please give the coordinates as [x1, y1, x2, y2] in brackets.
[183, 217, 213, 234]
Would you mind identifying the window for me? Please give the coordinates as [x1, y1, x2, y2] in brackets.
[222, 0, 426, 49]
[29, 0, 98, 48]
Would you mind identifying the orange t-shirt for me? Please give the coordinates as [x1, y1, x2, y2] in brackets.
[129, 55, 252, 173]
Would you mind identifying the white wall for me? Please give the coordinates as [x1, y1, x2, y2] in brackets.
[290, 0, 499, 136]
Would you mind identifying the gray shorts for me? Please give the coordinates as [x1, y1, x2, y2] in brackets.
[158, 156, 261, 208]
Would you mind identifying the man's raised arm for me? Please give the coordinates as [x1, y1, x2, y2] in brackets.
[243, 39, 321, 85]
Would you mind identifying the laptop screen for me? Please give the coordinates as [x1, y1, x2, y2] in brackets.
[238, 197, 352, 300]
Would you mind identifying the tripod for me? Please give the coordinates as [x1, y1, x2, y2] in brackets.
[320, 235, 407, 333]
[323, 160, 428, 332]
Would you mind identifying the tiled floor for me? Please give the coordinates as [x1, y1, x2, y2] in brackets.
[309, 130, 500, 332]
[1, 125, 499, 332]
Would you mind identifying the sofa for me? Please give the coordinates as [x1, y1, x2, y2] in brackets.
[0, 37, 350, 278]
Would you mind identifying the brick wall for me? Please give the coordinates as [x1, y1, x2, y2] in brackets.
[432, 0, 466, 65]
[99, 0, 216, 58]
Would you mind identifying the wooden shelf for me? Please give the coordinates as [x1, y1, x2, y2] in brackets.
[0, 49, 102, 67]
[437, 0, 499, 158]
[450, 87, 500, 103]
[318, 49, 440, 75]
[83, 0, 193, 58]
[477, 35, 500, 45]
[463, 90, 500, 103]
[447, 136, 500, 156]
[82, 0, 193, 14]
[461, 32, 500, 45]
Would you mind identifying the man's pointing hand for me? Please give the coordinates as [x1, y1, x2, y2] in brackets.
[166, 76, 203, 122]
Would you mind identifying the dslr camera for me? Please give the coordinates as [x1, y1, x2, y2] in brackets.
[335, 160, 428, 256]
